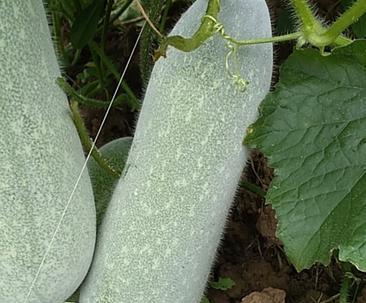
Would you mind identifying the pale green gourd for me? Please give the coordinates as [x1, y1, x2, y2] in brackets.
[0, 1, 96, 302]
[87, 137, 133, 228]
[80, 0, 272, 302]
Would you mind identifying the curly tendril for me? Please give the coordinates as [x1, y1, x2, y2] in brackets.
[204, 15, 248, 92]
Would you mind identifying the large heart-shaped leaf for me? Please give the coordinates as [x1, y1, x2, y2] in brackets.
[245, 41, 366, 271]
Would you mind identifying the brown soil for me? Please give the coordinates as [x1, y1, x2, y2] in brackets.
[204, 152, 345, 303]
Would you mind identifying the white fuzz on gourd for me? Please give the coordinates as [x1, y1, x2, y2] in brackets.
[80, 0, 272, 302]
[0, 1, 95, 302]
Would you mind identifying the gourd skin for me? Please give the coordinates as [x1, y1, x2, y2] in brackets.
[80, 0, 272, 302]
[0, 1, 96, 302]
[87, 137, 132, 227]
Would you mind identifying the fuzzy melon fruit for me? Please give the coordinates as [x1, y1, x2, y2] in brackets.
[80, 0, 273, 302]
[0, 1, 96, 302]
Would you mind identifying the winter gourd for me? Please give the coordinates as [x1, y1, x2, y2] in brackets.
[0, 1, 95, 302]
[80, 0, 272, 302]
[87, 137, 132, 227]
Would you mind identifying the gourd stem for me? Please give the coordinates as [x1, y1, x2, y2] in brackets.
[323, 0, 366, 42]
[339, 262, 353, 303]
[70, 101, 121, 178]
[56, 77, 125, 108]
[225, 32, 302, 46]
[290, 0, 322, 32]
[154, 0, 221, 59]
[340, 275, 351, 303]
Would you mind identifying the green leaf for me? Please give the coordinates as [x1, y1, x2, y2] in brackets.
[209, 277, 236, 290]
[341, 0, 366, 38]
[70, 0, 105, 49]
[245, 40, 366, 271]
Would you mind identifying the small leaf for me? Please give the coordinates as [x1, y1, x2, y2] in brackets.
[70, 0, 105, 49]
[245, 41, 366, 271]
[209, 277, 236, 290]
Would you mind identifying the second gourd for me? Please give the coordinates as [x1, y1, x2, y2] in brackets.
[80, 0, 273, 302]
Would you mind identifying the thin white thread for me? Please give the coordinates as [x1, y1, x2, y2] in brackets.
[24, 22, 146, 303]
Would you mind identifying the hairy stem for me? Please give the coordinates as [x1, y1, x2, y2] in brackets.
[57, 77, 125, 108]
[70, 101, 121, 178]
[323, 0, 366, 41]
[289, 0, 355, 47]
[290, 0, 321, 31]
[225, 32, 302, 46]
[339, 262, 353, 303]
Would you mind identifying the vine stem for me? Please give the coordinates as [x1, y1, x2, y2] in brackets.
[223, 32, 302, 46]
[70, 101, 120, 177]
[340, 275, 351, 303]
[290, 0, 321, 32]
[155, 0, 361, 58]
[56, 77, 125, 108]
[323, 0, 366, 42]
[290, 0, 355, 47]
[339, 262, 353, 303]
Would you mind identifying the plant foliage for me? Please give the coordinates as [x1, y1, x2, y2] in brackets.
[245, 40, 366, 271]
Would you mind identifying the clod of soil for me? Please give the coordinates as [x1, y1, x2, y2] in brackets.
[241, 287, 286, 303]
